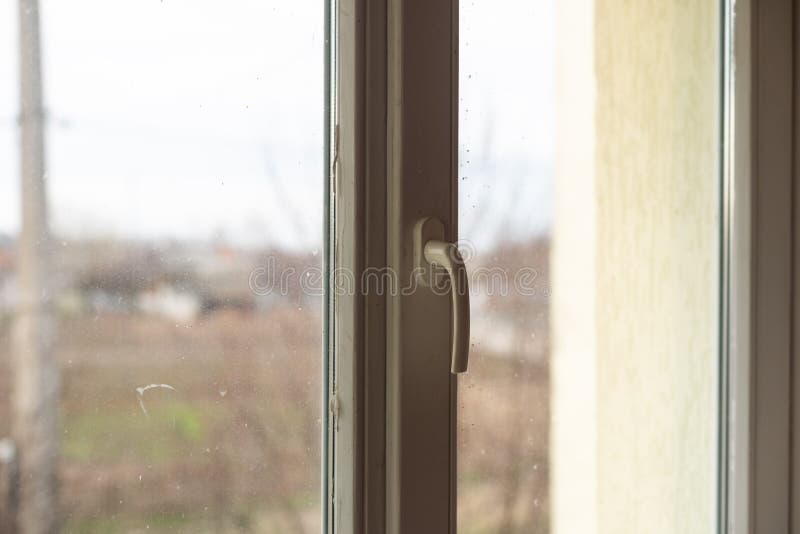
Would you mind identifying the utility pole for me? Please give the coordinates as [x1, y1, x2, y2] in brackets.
[13, 0, 59, 532]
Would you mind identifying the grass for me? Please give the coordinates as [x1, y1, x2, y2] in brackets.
[63, 402, 208, 464]
[65, 509, 197, 534]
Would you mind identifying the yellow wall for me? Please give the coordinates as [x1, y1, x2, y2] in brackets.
[553, 1, 719, 532]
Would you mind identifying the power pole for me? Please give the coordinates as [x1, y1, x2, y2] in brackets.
[13, 0, 59, 532]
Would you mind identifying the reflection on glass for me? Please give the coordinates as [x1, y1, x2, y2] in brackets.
[0, 1, 323, 531]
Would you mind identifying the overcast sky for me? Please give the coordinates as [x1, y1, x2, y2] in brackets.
[0, 0, 554, 252]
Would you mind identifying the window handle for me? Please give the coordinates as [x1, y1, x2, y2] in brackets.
[414, 217, 470, 374]
[424, 240, 470, 373]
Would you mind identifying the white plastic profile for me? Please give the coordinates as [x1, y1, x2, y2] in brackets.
[423, 239, 470, 374]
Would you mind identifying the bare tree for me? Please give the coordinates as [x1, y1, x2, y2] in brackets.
[12, 0, 59, 532]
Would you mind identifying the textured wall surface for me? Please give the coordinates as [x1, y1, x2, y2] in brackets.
[594, 0, 719, 531]
[553, 0, 719, 532]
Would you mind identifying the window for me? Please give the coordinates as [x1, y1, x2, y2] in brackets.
[333, 0, 726, 532]
[3, 0, 785, 533]
[1, 1, 325, 532]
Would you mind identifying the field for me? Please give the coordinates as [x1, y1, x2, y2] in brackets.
[0, 304, 548, 533]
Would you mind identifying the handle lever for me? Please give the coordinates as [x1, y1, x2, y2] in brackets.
[414, 217, 471, 373]
[423, 240, 470, 373]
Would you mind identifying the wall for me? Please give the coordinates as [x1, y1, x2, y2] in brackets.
[552, 1, 719, 532]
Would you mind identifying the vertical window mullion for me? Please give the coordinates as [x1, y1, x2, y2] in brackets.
[334, 1, 458, 532]
[386, 0, 459, 532]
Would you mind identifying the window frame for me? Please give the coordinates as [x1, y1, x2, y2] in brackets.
[724, 0, 797, 532]
[330, 0, 459, 533]
[328, 0, 390, 531]
[330, 0, 798, 532]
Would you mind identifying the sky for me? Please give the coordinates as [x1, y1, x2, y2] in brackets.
[459, 0, 554, 249]
[0, 0, 554, 253]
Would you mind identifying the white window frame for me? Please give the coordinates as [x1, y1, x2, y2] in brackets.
[330, 0, 459, 533]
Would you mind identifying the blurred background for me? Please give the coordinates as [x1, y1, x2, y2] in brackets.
[457, 1, 553, 532]
[1, 1, 327, 532]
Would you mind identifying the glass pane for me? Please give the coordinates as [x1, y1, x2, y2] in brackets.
[458, 1, 722, 532]
[457, 2, 553, 530]
[0, 1, 325, 532]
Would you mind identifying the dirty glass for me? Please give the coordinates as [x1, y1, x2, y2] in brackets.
[457, 2, 552, 531]
[0, 1, 325, 532]
[458, 0, 722, 532]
